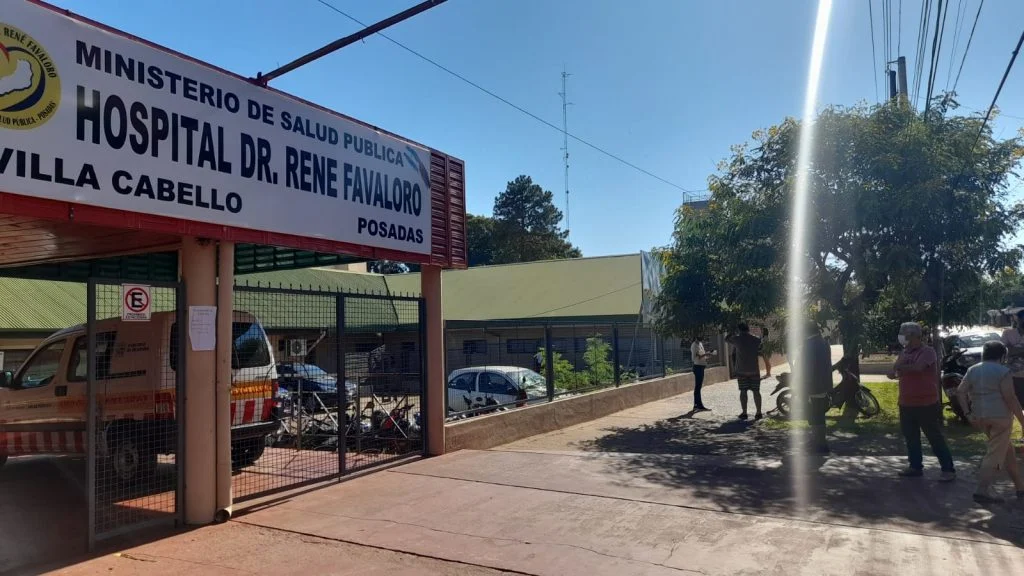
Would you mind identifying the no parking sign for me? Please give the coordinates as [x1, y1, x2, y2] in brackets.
[121, 284, 152, 321]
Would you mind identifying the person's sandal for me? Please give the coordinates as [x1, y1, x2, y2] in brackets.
[973, 493, 1004, 505]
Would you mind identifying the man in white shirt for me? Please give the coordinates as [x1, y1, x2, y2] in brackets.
[691, 337, 712, 412]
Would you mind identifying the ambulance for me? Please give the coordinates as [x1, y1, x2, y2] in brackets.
[0, 311, 279, 482]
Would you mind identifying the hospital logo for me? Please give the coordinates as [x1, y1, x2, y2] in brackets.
[0, 22, 60, 130]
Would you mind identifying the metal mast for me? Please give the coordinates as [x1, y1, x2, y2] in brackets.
[559, 67, 572, 236]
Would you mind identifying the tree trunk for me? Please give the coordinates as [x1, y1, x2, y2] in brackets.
[838, 317, 862, 425]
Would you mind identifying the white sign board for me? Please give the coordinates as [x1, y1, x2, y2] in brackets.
[0, 2, 432, 254]
[188, 306, 217, 351]
[121, 284, 152, 321]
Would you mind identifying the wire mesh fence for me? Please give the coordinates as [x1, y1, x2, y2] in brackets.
[88, 280, 183, 545]
[231, 284, 424, 502]
[444, 322, 721, 420]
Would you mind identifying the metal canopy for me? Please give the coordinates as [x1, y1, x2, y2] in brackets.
[0, 245, 366, 283]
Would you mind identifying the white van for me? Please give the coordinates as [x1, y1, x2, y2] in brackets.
[0, 311, 278, 481]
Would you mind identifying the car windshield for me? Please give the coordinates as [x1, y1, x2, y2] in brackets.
[958, 333, 1000, 348]
[513, 370, 546, 389]
[300, 365, 329, 378]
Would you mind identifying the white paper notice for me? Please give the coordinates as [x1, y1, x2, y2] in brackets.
[188, 306, 217, 351]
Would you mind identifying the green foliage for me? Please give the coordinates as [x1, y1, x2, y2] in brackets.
[537, 347, 585, 390]
[657, 100, 1024, 356]
[582, 336, 614, 385]
[466, 175, 581, 267]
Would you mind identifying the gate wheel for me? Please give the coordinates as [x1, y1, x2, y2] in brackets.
[109, 428, 157, 484]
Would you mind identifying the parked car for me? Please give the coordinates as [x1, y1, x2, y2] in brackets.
[942, 328, 1002, 369]
[446, 366, 563, 413]
[276, 363, 357, 412]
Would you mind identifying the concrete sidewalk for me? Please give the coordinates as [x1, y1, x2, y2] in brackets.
[46, 377, 1024, 576]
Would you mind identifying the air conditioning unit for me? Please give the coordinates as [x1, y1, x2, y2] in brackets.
[287, 339, 307, 358]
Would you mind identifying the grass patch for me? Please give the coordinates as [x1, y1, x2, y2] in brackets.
[761, 381, 1022, 458]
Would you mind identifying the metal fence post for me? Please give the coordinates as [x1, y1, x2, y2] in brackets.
[418, 297, 428, 456]
[659, 335, 667, 378]
[545, 326, 554, 401]
[613, 324, 621, 387]
[86, 279, 96, 552]
[336, 294, 346, 476]
[175, 282, 187, 525]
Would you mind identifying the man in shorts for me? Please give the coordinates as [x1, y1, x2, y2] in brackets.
[726, 322, 764, 420]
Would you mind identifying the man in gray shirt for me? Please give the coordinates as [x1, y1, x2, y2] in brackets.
[726, 322, 764, 420]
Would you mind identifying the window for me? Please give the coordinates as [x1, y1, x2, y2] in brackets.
[479, 372, 515, 395]
[68, 333, 117, 382]
[462, 339, 487, 355]
[170, 321, 271, 370]
[233, 322, 272, 369]
[14, 340, 66, 389]
[448, 372, 476, 392]
[506, 339, 541, 354]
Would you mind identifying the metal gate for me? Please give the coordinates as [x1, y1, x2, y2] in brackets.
[86, 279, 185, 547]
[232, 284, 425, 502]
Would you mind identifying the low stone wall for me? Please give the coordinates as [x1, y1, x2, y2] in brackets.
[444, 366, 730, 453]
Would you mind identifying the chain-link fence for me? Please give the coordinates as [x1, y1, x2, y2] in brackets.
[231, 283, 424, 502]
[445, 321, 720, 419]
[87, 280, 183, 546]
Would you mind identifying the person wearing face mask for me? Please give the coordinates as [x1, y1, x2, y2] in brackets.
[1000, 309, 1024, 411]
[887, 322, 956, 481]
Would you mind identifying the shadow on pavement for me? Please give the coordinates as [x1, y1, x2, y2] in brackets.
[576, 414, 1024, 548]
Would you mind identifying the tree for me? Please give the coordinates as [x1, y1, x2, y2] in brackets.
[466, 214, 497, 267]
[366, 260, 410, 274]
[491, 175, 580, 264]
[657, 100, 1024, 367]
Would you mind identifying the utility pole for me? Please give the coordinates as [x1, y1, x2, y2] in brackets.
[559, 67, 572, 236]
[897, 56, 909, 102]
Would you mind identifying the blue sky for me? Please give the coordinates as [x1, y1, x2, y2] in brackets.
[52, 0, 1024, 257]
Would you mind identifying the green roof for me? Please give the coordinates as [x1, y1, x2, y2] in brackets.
[389, 254, 642, 323]
[0, 255, 643, 332]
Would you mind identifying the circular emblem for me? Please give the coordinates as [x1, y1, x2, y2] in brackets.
[0, 22, 61, 130]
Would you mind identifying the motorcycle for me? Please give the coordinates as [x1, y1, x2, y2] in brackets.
[772, 358, 881, 419]
[939, 349, 970, 424]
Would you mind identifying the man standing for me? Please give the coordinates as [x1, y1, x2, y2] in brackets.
[726, 322, 763, 420]
[888, 322, 956, 481]
[797, 322, 833, 453]
[691, 336, 712, 412]
[1000, 309, 1024, 411]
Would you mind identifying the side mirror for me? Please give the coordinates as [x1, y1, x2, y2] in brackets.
[1, 371, 12, 388]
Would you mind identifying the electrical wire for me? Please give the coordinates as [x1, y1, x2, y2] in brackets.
[924, 0, 947, 112]
[951, 0, 984, 95]
[944, 0, 966, 90]
[870, 0, 881, 101]
[898, 0, 903, 55]
[311, 0, 707, 195]
[965, 28, 1024, 162]
[913, 0, 932, 106]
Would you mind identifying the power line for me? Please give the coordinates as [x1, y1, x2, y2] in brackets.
[951, 0, 984, 95]
[966, 28, 1024, 159]
[944, 0, 966, 90]
[898, 0, 903, 55]
[913, 0, 932, 106]
[870, 0, 880, 101]
[311, 0, 707, 195]
[924, 0, 947, 112]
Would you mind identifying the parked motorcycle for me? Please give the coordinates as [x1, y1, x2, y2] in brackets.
[772, 358, 881, 419]
[940, 349, 970, 424]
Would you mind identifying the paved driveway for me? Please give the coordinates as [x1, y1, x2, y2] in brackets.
[42, 367, 1024, 576]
